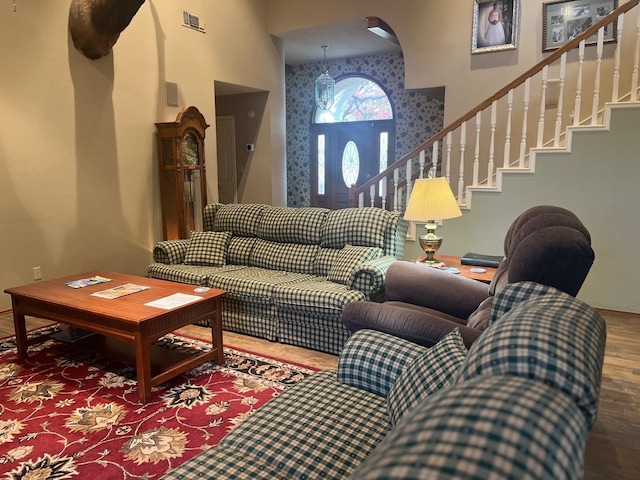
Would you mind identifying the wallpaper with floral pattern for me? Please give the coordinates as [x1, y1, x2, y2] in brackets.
[286, 52, 444, 207]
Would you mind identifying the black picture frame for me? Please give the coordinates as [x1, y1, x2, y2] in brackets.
[542, 0, 618, 52]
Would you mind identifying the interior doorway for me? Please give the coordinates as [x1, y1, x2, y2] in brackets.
[214, 81, 269, 204]
[216, 115, 237, 204]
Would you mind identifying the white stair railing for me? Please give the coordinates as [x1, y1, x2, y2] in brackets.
[350, 0, 640, 212]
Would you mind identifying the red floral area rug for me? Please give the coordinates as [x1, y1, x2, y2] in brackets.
[0, 325, 317, 479]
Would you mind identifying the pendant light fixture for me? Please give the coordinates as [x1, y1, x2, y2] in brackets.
[315, 45, 335, 110]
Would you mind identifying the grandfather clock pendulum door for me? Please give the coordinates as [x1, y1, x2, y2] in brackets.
[155, 106, 209, 240]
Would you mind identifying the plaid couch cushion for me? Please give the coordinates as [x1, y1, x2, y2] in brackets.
[387, 328, 468, 426]
[457, 283, 607, 429]
[321, 207, 393, 249]
[183, 231, 231, 266]
[272, 278, 365, 316]
[314, 248, 342, 277]
[327, 245, 383, 285]
[257, 206, 329, 244]
[337, 329, 427, 397]
[250, 239, 319, 274]
[208, 267, 313, 304]
[211, 203, 268, 237]
[152, 239, 189, 264]
[220, 370, 390, 479]
[352, 375, 588, 480]
[147, 263, 245, 287]
[227, 236, 256, 265]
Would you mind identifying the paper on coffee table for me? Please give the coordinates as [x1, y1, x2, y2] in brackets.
[91, 283, 150, 299]
[144, 293, 203, 310]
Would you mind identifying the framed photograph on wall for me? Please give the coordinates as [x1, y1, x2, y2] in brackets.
[542, 0, 618, 52]
[472, 0, 520, 54]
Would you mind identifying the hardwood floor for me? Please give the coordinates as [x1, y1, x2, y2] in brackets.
[0, 312, 339, 371]
[584, 310, 640, 479]
[1, 309, 638, 478]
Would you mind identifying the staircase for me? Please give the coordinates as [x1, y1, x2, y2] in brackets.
[350, 0, 640, 212]
[350, 0, 640, 314]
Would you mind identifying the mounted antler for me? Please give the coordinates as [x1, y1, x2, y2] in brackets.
[69, 0, 145, 60]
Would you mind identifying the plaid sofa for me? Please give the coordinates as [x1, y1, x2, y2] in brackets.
[148, 203, 407, 354]
[162, 281, 606, 480]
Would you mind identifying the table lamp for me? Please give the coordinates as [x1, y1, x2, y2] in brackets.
[404, 177, 462, 264]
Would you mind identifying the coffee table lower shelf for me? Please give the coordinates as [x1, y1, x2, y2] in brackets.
[72, 334, 218, 391]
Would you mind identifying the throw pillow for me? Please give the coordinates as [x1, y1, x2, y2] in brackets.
[387, 328, 468, 426]
[327, 245, 383, 285]
[184, 231, 231, 266]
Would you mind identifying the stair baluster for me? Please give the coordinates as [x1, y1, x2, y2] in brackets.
[346, 1, 640, 213]
[554, 54, 567, 147]
[591, 28, 605, 124]
[537, 65, 548, 148]
[503, 89, 513, 168]
[445, 132, 453, 184]
[519, 78, 530, 167]
[473, 112, 481, 186]
[458, 121, 466, 205]
[487, 101, 497, 187]
[574, 41, 585, 127]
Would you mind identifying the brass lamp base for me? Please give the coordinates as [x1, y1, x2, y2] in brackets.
[418, 222, 443, 264]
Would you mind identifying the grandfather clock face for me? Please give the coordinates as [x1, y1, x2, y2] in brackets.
[181, 134, 199, 166]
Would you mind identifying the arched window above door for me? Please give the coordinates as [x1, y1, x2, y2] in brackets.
[314, 76, 393, 124]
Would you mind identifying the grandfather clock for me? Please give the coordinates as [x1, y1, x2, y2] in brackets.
[155, 106, 209, 240]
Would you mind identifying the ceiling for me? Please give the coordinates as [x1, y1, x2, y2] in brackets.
[215, 18, 401, 96]
[276, 18, 402, 65]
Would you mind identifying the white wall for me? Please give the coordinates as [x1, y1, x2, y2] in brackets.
[405, 105, 640, 312]
[0, 0, 285, 310]
[268, 0, 552, 124]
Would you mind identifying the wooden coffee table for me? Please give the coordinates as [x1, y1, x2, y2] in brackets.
[4, 271, 225, 404]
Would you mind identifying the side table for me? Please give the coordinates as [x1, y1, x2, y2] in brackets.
[413, 254, 497, 284]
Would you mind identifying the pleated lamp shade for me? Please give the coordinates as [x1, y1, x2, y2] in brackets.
[404, 177, 462, 222]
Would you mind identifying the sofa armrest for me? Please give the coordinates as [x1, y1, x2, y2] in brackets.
[386, 261, 490, 319]
[152, 239, 190, 264]
[349, 256, 397, 299]
[337, 329, 427, 398]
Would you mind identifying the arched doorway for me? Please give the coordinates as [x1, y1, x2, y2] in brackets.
[310, 76, 394, 209]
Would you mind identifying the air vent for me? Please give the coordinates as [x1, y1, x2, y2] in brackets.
[182, 10, 206, 33]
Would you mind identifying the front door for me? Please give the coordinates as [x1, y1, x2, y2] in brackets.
[311, 120, 394, 209]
